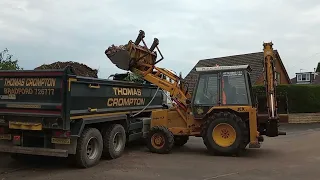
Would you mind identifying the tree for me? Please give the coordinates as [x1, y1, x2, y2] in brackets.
[0, 48, 23, 70]
[316, 62, 320, 73]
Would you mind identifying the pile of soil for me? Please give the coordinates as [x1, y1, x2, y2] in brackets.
[105, 44, 127, 57]
[105, 44, 150, 58]
[34, 61, 98, 78]
[105, 44, 156, 72]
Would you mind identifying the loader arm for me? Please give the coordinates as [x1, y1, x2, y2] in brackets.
[105, 30, 192, 112]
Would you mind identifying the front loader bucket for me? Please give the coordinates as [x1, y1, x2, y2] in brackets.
[105, 45, 132, 71]
[106, 49, 132, 71]
[105, 30, 163, 73]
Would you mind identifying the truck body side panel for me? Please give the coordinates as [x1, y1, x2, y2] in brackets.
[68, 76, 164, 119]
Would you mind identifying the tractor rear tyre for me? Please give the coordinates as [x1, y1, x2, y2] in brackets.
[147, 126, 174, 154]
[75, 128, 103, 168]
[174, 136, 189, 147]
[202, 112, 248, 156]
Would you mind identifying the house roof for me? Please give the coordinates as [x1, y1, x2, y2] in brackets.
[184, 50, 291, 94]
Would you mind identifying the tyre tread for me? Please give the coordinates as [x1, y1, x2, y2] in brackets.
[102, 124, 126, 159]
[147, 126, 174, 154]
[75, 127, 103, 168]
[201, 111, 249, 155]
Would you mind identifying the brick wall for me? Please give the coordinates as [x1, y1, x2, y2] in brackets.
[289, 113, 320, 123]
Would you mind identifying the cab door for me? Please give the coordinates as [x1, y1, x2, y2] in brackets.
[191, 73, 220, 119]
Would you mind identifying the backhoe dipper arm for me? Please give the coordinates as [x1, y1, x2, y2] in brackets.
[263, 42, 281, 137]
[105, 30, 192, 112]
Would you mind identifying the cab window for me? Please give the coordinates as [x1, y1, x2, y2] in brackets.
[194, 74, 218, 105]
[221, 71, 249, 105]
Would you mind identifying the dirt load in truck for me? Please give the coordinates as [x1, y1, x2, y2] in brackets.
[34, 61, 99, 78]
[0, 66, 165, 168]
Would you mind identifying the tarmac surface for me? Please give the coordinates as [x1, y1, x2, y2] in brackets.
[1, 123, 320, 180]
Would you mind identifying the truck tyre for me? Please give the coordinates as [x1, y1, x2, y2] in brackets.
[202, 112, 248, 156]
[174, 136, 189, 147]
[101, 124, 126, 159]
[75, 128, 103, 168]
[147, 126, 174, 154]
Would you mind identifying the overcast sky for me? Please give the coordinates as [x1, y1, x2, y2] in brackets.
[1, 0, 320, 79]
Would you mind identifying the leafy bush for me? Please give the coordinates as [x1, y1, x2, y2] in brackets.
[253, 84, 320, 113]
[0, 48, 23, 70]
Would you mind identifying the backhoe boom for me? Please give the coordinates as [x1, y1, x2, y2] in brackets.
[263, 42, 281, 137]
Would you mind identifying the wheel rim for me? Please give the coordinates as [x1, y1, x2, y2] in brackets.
[212, 123, 237, 147]
[86, 137, 99, 160]
[113, 132, 123, 152]
[151, 133, 165, 149]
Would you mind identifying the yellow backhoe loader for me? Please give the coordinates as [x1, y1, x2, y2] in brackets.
[105, 30, 286, 155]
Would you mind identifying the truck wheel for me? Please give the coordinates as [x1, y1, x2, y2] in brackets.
[202, 112, 248, 156]
[102, 124, 126, 159]
[174, 136, 189, 147]
[147, 126, 174, 154]
[75, 128, 103, 168]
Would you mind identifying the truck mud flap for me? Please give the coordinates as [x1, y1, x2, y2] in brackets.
[0, 145, 68, 157]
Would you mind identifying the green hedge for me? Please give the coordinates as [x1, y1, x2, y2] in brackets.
[252, 84, 320, 113]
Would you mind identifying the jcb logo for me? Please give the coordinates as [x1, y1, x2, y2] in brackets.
[237, 107, 245, 112]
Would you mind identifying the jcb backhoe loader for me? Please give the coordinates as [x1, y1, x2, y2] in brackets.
[105, 30, 286, 155]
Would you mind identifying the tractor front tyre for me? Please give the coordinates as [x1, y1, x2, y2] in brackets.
[202, 112, 248, 156]
[146, 126, 174, 154]
[174, 136, 189, 147]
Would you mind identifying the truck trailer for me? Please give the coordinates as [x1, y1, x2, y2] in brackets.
[0, 66, 165, 168]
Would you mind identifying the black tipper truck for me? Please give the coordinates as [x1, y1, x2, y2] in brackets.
[0, 66, 165, 168]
